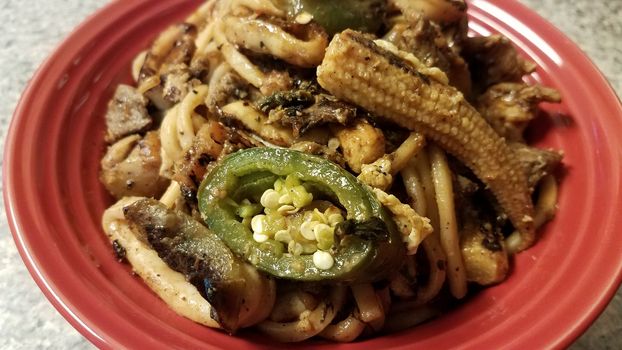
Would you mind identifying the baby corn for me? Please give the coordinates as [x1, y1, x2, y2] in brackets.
[317, 30, 535, 251]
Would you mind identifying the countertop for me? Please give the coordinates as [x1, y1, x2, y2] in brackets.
[0, 0, 620, 349]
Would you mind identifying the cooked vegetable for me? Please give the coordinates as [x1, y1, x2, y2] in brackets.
[317, 30, 536, 252]
[198, 147, 405, 282]
[276, 0, 387, 36]
[257, 81, 356, 137]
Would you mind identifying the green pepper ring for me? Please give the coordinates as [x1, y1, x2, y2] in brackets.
[198, 147, 405, 282]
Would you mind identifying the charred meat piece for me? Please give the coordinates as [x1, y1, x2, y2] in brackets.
[159, 24, 198, 105]
[102, 198, 220, 329]
[160, 66, 193, 105]
[124, 198, 274, 333]
[206, 69, 249, 115]
[104, 85, 152, 143]
[159, 24, 197, 73]
[462, 35, 537, 92]
[384, 14, 471, 95]
[101, 131, 169, 199]
[476, 82, 561, 142]
[139, 23, 198, 109]
[256, 81, 317, 112]
[317, 30, 536, 251]
[511, 143, 563, 192]
[299, 95, 356, 130]
[189, 55, 211, 83]
[138, 23, 195, 83]
[390, 0, 467, 24]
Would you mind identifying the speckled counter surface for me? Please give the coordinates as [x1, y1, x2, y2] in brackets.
[0, 0, 620, 349]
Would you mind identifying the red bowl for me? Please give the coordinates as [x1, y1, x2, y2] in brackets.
[5, 0, 622, 349]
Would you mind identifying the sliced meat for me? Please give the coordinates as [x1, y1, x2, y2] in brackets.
[104, 84, 152, 143]
[299, 96, 355, 130]
[477, 82, 561, 141]
[139, 23, 198, 110]
[463, 35, 537, 92]
[206, 68, 249, 115]
[160, 65, 193, 105]
[440, 14, 469, 52]
[384, 15, 471, 95]
[511, 143, 563, 192]
[101, 131, 169, 199]
[158, 25, 198, 103]
[159, 24, 197, 72]
[102, 197, 221, 329]
[137, 24, 189, 83]
[188, 55, 211, 83]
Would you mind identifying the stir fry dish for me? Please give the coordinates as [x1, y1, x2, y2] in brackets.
[100, 0, 563, 342]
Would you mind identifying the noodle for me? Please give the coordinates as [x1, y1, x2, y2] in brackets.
[319, 314, 366, 342]
[214, 21, 266, 89]
[534, 174, 558, 229]
[401, 159, 447, 305]
[159, 181, 182, 209]
[429, 145, 467, 299]
[257, 286, 347, 342]
[389, 132, 426, 175]
[221, 16, 328, 67]
[351, 284, 384, 325]
[229, 0, 285, 17]
[185, 0, 217, 28]
[159, 105, 183, 172]
[131, 50, 148, 83]
[178, 85, 208, 150]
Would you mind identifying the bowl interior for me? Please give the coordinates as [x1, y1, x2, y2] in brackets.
[5, 0, 622, 349]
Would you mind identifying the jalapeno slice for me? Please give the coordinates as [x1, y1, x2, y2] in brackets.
[198, 147, 404, 282]
[275, 0, 386, 36]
